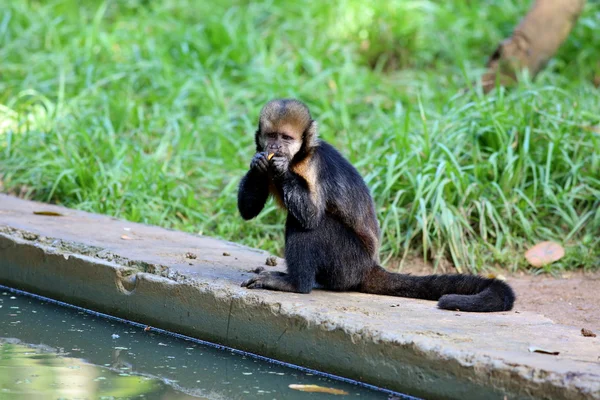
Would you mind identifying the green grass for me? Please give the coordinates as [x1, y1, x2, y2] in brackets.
[1, 0, 599, 272]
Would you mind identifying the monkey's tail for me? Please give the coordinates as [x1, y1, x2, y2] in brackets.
[359, 266, 515, 312]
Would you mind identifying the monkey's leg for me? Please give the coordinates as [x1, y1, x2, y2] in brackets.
[358, 266, 514, 312]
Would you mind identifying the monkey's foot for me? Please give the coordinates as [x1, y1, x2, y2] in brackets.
[248, 266, 265, 274]
[241, 271, 294, 292]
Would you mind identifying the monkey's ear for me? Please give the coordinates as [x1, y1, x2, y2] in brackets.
[304, 120, 319, 149]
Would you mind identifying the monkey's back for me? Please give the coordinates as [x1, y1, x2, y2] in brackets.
[313, 140, 381, 258]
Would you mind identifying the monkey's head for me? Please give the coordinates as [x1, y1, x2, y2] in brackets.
[255, 99, 318, 160]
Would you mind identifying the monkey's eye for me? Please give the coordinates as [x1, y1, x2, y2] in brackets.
[282, 134, 293, 141]
[266, 132, 277, 139]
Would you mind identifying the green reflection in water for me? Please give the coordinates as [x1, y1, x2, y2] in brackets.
[0, 339, 199, 400]
[0, 290, 409, 400]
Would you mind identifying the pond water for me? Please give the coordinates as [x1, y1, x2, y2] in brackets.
[0, 288, 416, 400]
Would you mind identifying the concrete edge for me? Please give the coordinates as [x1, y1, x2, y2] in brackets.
[1, 229, 598, 400]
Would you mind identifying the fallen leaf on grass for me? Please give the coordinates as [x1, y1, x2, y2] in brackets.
[524, 241, 564, 267]
[33, 211, 63, 216]
[120, 234, 139, 240]
[581, 328, 597, 338]
[528, 346, 559, 356]
[289, 384, 348, 395]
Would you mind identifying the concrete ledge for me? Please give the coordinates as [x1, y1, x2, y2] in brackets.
[1, 194, 599, 400]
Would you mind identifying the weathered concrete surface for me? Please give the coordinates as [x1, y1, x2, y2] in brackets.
[0, 194, 598, 400]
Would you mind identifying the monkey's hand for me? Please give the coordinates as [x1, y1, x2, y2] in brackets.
[270, 155, 290, 177]
[250, 152, 269, 174]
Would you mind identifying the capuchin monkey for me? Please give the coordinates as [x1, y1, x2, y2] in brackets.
[238, 99, 515, 312]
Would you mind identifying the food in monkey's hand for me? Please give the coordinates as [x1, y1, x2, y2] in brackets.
[268, 153, 275, 161]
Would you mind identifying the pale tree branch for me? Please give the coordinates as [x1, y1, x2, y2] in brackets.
[481, 0, 587, 93]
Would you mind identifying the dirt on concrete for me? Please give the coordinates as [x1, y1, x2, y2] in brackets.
[509, 271, 600, 332]
[393, 257, 600, 332]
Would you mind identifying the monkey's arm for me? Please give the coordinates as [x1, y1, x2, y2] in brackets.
[238, 153, 270, 220]
[276, 172, 324, 230]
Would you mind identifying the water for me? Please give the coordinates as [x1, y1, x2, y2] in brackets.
[0, 289, 414, 400]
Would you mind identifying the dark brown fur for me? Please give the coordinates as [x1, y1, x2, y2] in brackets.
[238, 99, 515, 312]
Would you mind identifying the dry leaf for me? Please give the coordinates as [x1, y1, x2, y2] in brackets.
[289, 384, 348, 395]
[185, 252, 197, 259]
[121, 234, 133, 240]
[33, 210, 63, 216]
[524, 241, 564, 267]
[528, 346, 559, 355]
[581, 328, 597, 338]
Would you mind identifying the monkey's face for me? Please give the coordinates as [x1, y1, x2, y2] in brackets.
[260, 129, 302, 160]
[256, 99, 316, 160]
